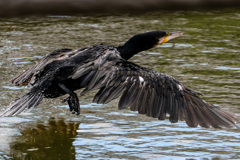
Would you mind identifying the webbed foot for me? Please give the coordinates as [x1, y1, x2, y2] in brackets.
[59, 83, 80, 115]
[62, 94, 80, 115]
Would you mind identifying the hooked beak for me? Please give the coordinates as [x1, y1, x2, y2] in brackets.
[159, 31, 183, 45]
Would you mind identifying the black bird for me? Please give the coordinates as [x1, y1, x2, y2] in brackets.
[1, 31, 238, 128]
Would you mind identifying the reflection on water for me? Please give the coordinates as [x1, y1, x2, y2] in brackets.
[0, 9, 240, 160]
[9, 119, 80, 160]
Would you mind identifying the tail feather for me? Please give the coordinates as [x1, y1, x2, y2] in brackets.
[0, 91, 43, 117]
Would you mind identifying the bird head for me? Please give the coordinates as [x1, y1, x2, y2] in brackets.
[118, 30, 183, 60]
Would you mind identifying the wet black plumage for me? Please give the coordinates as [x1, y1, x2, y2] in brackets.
[1, 31, 238, 128]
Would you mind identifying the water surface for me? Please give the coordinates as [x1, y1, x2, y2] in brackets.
[0, 10, 240, 160]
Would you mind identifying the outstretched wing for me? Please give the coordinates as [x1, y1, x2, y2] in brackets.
[10, 45, 109, 87]
[10, 48, 73, 86]
[71, 53, 237, 128]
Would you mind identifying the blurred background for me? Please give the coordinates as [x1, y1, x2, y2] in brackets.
[0, 0, 240, 17]
[0, 0, 240, 160]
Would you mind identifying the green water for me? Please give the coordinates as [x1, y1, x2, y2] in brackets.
[0, 9, 240, 160]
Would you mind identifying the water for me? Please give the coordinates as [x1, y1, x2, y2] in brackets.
[0, 9, 240, 160]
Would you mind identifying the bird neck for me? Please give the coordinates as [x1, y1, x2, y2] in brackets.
[117, 45, 139, 60]
[117, 35, 155, 60]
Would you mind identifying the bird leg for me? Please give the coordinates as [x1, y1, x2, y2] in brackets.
[58, 83, 80, 115]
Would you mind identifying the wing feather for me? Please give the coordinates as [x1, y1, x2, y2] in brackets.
[11, 48, 74, 86]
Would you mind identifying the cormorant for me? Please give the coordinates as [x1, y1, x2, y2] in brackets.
[0, 31, 238, 128]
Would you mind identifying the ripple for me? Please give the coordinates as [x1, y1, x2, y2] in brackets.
[147, 52, 163, 55]
[216, 66, 240, 71]
[2, 86, 26, 90]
